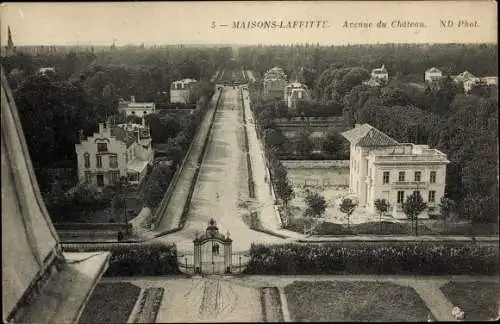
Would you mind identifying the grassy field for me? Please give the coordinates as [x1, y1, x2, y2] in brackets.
[78, 282, 141, 324]
[440, 281, 500, 321]
[284, 281, 430, 322]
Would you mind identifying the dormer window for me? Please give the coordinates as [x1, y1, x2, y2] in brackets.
[97, 143, 108, 152]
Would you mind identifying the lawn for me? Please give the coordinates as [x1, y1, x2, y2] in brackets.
[440, 281, 500, 321]
[284, 281, 431, 322]
[78, 282, 141, 324]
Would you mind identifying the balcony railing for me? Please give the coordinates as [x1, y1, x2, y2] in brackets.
[375, 154, 448, 163]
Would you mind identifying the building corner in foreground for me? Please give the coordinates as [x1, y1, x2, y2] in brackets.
[1, 66, 110, 323]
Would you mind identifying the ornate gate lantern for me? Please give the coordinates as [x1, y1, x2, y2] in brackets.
[193, 219, 233, 274]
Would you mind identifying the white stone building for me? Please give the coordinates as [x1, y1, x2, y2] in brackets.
[371, 65, 389, 83]
[170, 78, 198, 104]
[341, 124, 449, 216]
[284, 82, 309, 109]
[75, 120, 153, 187]
[119, 95, 155, 118]
[425, 67, 443, 83]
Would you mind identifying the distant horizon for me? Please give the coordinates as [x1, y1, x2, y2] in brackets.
[6, 41, 498, 47]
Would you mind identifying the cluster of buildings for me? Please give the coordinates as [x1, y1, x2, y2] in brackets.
[341, 123, 449, 217]
[425, 67, 498, 94]
[75, 119, 154, 187]
[262, 66, 310, 109]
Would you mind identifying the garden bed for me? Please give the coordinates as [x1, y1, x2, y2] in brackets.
[440, 281, 500, 321]
[260, 287, 284, 322]
[284, 217, 434, 236]
[131, 287, 165, 323]
[284, 281, 430, 322]
[78, 282, 141, 324]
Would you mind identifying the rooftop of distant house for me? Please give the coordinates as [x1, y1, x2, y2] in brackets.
[426, 67, 442, 73]
[172, 78, 198, 85]
[372, 65, 387, 73]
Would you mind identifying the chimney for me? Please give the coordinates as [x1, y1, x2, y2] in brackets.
[79, 129, 84, 142]
[131, 95, 135, 103]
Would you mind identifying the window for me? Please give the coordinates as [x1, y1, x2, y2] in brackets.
[383, 171, 390, 184]
[97, 143, 108, 152]
[84, 153, 90, 168]
[397, 191, 405, 203]
[413, 190, 421, 198]
[430, 171, 436, 183]
[428, 190, 436, 202]
[109, 155, 118, 168]
[96, 155, 102, 168]
[110, 171, 120, 184]
[414, 171, 421, 182]
[398, 171, 405, 182]
[84, 171, 92, 184]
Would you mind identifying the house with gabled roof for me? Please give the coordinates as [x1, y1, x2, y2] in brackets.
[341, 123, 449, 216]
[75, 119, 153, 187]
[425, 67, 443, 83]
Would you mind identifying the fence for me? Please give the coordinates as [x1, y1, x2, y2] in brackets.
[240, 88, 256, 198]
[176, 250, 251, 275]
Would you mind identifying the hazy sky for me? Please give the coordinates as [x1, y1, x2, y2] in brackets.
[1, 1, 497, 46]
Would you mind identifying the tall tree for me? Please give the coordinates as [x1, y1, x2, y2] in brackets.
[339, 198, 357, 230]
[402, 193, 427, 236]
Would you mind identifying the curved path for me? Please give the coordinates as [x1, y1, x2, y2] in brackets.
[156, 87, 284, 252]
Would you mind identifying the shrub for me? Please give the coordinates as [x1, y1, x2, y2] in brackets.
[245, 242, 499, 275]
[72, 243, 180, 276]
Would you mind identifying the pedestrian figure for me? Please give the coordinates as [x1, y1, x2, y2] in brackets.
[117, 230, 124, 242]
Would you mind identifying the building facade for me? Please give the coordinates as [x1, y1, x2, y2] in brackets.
[284, 82, 309, 109]
[75, 120, 153, 187]
[170, 79, 198, 104]
[342, 124, 449, 216]
[425, 67, 443, 83]
[119, 96, 155, 118]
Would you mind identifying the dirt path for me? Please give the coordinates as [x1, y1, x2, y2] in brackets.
[156, 278, 262, 322]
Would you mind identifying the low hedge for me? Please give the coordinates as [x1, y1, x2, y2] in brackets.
[245, 242, 499, 275]
[74, 243, 180, 276]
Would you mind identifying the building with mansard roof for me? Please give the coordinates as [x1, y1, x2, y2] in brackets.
[341, 123, 449, 217]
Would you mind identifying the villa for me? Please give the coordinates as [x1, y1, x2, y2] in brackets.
[75, 120, 154, 187]
[341, 123, 449, 217]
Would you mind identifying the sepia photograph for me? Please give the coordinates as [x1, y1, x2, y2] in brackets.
[1, 1, 498, 323]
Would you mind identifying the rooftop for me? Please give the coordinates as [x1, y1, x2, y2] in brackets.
[341, 123, 399, 147]
[426, 67, 442, 73]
